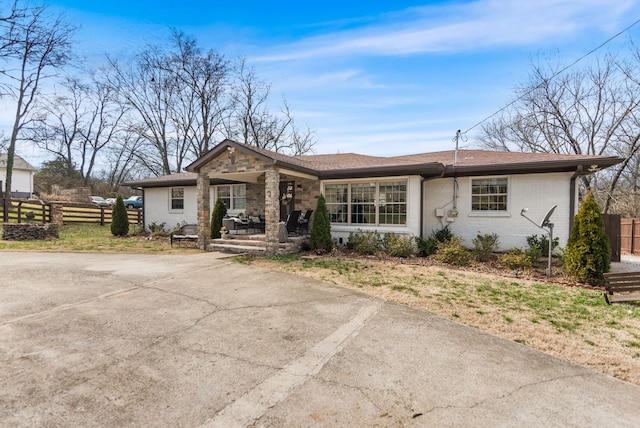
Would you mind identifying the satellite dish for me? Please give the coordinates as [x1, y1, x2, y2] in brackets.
[539, 205, 557, 228]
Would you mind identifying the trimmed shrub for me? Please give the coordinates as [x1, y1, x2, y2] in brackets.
[148, 221, 168, 237]
[383, 233, 416, 258]
[432, 225, 453, 243]
[564, 192, 610, 284]
[497, 248, 533, 271]
[348, 230, 383, 255]
[110, 196, 129, 236]
[472, 232, 500, 261]
[416, 236, 438, 257]
[210, 198, 227, 239]
[433, 236, 472, 266]
[526, 234, 559, 256]
[309, 193, 333, 252]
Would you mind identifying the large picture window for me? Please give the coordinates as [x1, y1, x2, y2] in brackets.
[324, 180, 407, 226]
[216, 184, 246, 211]
[170, 187, 184, 210]
[471, 177, 508, 211]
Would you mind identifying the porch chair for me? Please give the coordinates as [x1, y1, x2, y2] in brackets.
[296, 209, 313, 235]
[285, 210, 303, 235]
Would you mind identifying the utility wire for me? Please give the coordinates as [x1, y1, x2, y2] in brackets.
[461, 17, 640, 136]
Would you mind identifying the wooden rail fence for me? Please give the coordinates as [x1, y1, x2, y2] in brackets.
[0, 200, 143, 226]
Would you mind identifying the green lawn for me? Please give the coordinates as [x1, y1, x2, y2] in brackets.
[0, 223, 197, 253]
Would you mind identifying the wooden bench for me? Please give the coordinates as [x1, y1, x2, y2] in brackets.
[170, 224, 198, 247]
[603, 272, 640, 304]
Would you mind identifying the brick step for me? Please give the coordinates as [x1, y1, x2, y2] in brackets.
[213, 238, 265, 247]
[209, 243, 266, 254]
[224, 234, 266, 242]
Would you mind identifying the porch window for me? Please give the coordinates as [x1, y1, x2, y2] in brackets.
[471, 177, 508, 211]
[323, 180, 407, 226]
[170, 187, 184, 210]
[216, 184, 246, 211]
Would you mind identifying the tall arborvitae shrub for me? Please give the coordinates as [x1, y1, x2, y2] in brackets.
[110, 196, 129, 236]
[309, 193, 333, 252]
[564, 192, 610, 285]
[210, 198, 227, 239]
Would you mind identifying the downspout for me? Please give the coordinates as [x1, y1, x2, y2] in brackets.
[421, 164, 446, 237]
[569, 165, 583, 231]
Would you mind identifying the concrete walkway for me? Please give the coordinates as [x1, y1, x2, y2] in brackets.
[0, 252, 639, 427]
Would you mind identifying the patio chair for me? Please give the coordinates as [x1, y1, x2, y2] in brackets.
[285, 210, 303, 235]
[296, 209, 313, 235]
[248, 215, 265, 233]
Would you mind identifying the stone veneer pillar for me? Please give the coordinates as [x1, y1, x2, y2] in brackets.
[50, 203, 64, 226]
[196, 171, 211, 250]
[264, 166, 280, 255]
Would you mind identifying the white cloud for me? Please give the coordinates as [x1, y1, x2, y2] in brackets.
[254, 0, 639, 62]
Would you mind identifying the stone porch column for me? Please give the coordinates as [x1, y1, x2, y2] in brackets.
[264, 166, 280, 255]
[196, 171, 211, 250]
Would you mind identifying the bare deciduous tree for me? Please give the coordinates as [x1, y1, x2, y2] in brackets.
[167, 30, 229, 159]
[30, 73, 128, 186]
[107, 32, 232, 176]
[0, 1, 74, 219]
[229, 60, 316, 155]
[477, 55, 640, 213]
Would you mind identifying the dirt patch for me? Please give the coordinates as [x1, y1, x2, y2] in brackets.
[248, 255, 640, 386]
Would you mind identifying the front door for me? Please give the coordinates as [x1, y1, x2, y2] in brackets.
[279, 181, 295, 221]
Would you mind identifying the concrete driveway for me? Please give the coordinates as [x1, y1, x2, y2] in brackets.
[1, 252, 639, 427]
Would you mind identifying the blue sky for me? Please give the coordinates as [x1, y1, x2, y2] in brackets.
[5, 0, 640, 162]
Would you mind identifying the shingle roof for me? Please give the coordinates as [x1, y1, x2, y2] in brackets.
[0, 154, 37, 171]
[127, 140, 624, 187]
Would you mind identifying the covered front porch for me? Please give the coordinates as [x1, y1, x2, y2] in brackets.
[186, 141, 321, 255]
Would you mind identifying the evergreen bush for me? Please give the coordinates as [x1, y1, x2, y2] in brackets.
[433, 236, 472, 266]
[415, 236, 438, 257]
[497, 248, 533, 271]
[110, 196, 129, 236]
[210, 198, 227, 239]
[309, 194, 333, 252]
[472, 232, 500, 261]
[564, 192, 610, 284]
[383, 232, 416, 257]
[348, 230, 383, 255]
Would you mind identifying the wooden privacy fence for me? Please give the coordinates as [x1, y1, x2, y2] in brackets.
[621, 218, 640, 256]
[0, 200, 143, 225]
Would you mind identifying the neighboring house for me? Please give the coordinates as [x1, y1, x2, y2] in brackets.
[0, 154, 37, 199]
[124, 139, 622, 254]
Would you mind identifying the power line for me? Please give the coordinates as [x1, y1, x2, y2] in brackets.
[462, 17, 640, 136]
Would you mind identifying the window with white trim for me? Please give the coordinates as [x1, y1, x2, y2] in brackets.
[471, 177, 508, 211]
[216, 184, 246, 211]
[324, 180, 407, 226]
[170, 187, 184, 210]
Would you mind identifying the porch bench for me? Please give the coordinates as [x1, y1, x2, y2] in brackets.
[603, 272, 640, 304]
[170, 224, 198, 247]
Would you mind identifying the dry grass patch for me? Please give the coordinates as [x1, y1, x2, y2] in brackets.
[244, 255, 640, 386]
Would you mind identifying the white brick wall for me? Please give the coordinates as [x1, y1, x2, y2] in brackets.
[423, 172, 575, 251]
[324, 176, 422, 245]
[142, 171, 577, 249]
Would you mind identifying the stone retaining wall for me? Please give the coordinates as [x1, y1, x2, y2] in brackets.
[2, 223, 59, 240]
